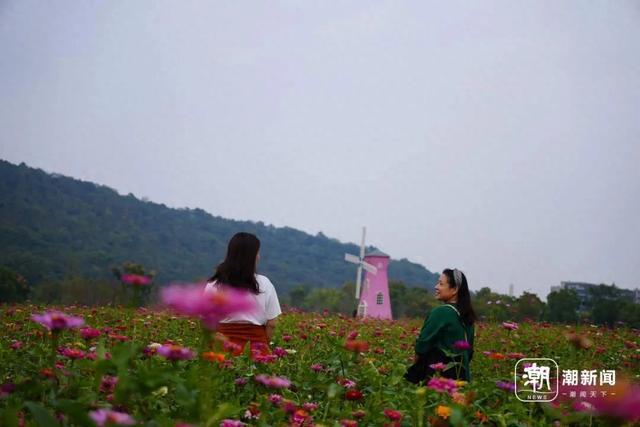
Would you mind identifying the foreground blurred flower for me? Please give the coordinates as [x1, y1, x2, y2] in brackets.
[157, 344, 195, 361]
[32, 311, 84, 331]
[121, 274, 152, 286]
[565, 332, 593, 349]
[254, 374, 291, 389]
[89, 409, 135, 426]
[162, 284, 256, 330]
[591, 381, 640, 422]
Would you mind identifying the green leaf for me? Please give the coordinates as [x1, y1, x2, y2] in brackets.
[24, 402, 59, 427]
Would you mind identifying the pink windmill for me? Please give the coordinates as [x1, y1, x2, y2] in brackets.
[344, 227, 392, 319]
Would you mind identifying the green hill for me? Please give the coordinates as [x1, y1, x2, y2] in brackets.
[0, 159, 438, 293]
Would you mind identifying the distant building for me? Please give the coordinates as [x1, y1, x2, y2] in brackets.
[550, 281, 640, 311]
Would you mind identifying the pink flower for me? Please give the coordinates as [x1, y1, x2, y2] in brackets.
[282, 334, 293, 342]
[268, 394, 283, 405]
[427, 377, 459, 394]
[429, 362, 447, 371]
[60, 347, 85, 360]
[10, 340, 22, 350]
[89, 409, 135, 426]
[502, 322, 518, 331]
[234, 377, 248, 386]
[162, 284, 256, 330]
[310, 363, 324, 372]
[100, 376, 118, 394]
[121, 274, 152, 286]
[157, 344, 195, 361]
[453, 340, 471, 351]
[80, 327, 101, 340]
[32, 311, 84, 331]
[341, 420, 358, 427]
[302, 402, 319, 412]
[273, 347, 287, 358]
[255, 374, 291, 389]
[220, 420, 245, 427]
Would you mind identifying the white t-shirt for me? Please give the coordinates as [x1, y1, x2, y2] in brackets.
[204, 274, 282, 325]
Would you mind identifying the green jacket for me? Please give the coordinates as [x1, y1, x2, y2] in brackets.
[415, 304, 475, 381]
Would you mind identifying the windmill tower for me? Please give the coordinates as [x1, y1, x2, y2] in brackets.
[345, 227, 392, 319]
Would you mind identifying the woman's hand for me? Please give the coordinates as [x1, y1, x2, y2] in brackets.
[265, 318, 277, 341]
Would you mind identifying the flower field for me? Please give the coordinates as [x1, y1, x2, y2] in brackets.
[1, 302, 639, 426]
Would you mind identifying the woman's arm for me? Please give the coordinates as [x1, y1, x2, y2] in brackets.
[415, 307, 446, 355]
[265, 318, 277, 341]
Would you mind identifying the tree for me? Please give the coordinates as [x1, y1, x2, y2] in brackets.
[0, 266, 29, 303]
[547, 289, 580, 323]
[514, 292, 546, 321]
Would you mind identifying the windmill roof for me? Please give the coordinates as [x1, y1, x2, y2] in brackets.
[365, 249, 389, 258]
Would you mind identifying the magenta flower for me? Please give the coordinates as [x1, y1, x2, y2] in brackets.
[121, 274, 152, 286]
[453, 340, 471, 351]
[10, 340, 22, 350]
[89, 409, 135, 426]
[311, 363, 324, 372]
[429, 362, 447, 371]
[80, 327, 102, 340]
[162, 284, 256, 330]
[157, 344, 195, 361]
[255, 374, 291, 389]
[496, 381, 515, 393]
[32, 311, 84, 331]
[502, 322, 518, 331]
[591, 383, 640, 422]
[427, 377, 459, 394]
[220, 420, 245, 427]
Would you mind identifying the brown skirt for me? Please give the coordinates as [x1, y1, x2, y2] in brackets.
[217, 322, 269, 356]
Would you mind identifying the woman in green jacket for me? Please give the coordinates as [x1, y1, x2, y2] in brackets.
[405, 268, 476, 383]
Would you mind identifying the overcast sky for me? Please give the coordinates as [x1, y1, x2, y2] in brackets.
[1, 1, 639, 297]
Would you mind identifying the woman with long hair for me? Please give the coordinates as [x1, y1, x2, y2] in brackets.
[204, 232, 281, 355]
[405, 268, 476, 383]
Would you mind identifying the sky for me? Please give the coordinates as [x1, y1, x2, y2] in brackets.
[1, 1, 639, 297]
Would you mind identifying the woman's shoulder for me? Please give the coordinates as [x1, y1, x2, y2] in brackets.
[255, 274, 276, 291]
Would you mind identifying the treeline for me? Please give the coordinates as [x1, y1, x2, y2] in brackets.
[283, 282, 640, 327]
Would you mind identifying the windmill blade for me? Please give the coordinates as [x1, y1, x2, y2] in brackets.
[361, 261, 378, 274]
[344, 253, 360, 264]
[355, 265, 363, 299]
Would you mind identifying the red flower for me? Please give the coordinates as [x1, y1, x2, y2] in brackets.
[383, 409, 402, 421]
[344, 340, 369, 353]
[345, 390, 364, 401]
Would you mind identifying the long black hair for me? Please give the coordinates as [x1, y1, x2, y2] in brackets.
[209, 232, 261, 294]
[442, 268, 476, 326]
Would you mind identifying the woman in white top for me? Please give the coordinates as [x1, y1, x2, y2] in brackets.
[204, 232, 281, 355]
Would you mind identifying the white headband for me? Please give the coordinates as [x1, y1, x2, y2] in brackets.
[453, 269, 463, 287]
